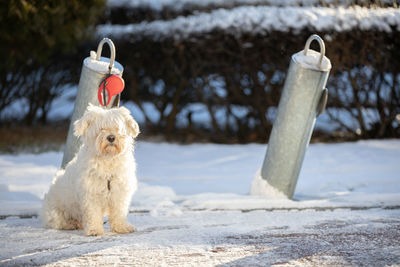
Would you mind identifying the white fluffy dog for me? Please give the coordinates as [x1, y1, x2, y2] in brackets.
[41, 104, 139, 236]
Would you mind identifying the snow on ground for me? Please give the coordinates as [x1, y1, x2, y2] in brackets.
[97, 6, 400, 41]
[1, 140, 399, 216]
[1, 140, 400, 265]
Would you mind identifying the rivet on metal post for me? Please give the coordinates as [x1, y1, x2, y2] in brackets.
[303, 34, 325, 70]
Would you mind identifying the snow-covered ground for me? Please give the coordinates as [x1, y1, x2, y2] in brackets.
[1, 140, 400, 265]
[1, 140, 400, 217]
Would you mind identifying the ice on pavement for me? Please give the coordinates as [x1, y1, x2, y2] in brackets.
[1, 208, 399, 266]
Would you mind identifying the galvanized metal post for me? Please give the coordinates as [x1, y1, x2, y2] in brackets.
[260, 34, 331, 199]
[61, 38, 124, 168]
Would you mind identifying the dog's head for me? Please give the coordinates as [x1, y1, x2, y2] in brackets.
[74, 104, 140, 157]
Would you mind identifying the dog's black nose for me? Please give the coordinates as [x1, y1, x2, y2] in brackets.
[107, 135, 115, 143]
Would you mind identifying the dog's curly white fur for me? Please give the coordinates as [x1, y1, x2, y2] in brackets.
[41, 105, 140, 236]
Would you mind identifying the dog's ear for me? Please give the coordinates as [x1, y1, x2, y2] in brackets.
[74, 116, 89, 137]
[74, 104, 100, 137]
[119, 107, 140, 138]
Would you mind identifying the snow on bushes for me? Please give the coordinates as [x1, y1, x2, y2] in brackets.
[98, 6, 400, 41]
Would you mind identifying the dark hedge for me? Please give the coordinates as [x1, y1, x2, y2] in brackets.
[110, 29, 400, 142]
[1, 2, 399, 143]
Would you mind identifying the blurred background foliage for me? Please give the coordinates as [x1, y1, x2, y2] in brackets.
[117, 31, 400, 142]
[0, 0, 105, 124]
[0, 0, 399, 150]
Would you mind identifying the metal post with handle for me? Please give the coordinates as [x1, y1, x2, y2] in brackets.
[61, 38, 124, 168]
[259, 34, 331, 199]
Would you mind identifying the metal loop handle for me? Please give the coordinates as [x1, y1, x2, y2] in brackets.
[96, 38, 116, 72]
[303, 34, 325, 70]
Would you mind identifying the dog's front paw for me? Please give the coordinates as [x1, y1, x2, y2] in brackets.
[85, 227, 104, 236]
[111, 222, 135, 234]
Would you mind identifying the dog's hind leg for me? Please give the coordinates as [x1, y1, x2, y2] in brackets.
[41, 206, 79, 230]
[65, 218, 83, 230]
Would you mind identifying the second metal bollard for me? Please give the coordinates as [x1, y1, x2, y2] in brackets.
[259, 34, 332, 199]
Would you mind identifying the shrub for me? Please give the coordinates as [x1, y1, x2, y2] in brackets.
[99, 4, 400, 142]
[113, 31, 400, 142]
[0, 0, 105, 124]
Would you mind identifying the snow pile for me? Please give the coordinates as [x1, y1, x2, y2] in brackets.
[97, 6, 400, 41]
[250, 169, 287, 199]
[131, 183, 183, 216]
[293, 49, 332, 71]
